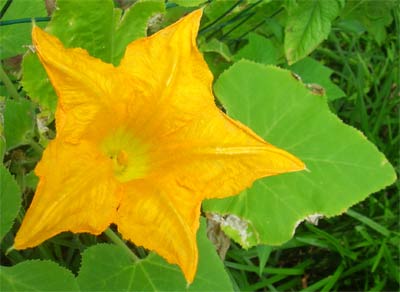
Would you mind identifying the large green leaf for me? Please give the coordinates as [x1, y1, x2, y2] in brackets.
[0, 260, 79, 291]
[289, 57, 345, 100]
[284, 0, 341, 64]
[0, 165, 21, 241]
[3, 98, 36, 151]
[21, 0, 165, 116]
[77, 219, 233, 291]
[203, 60, 396, 247]
[0, 0, 47, 59]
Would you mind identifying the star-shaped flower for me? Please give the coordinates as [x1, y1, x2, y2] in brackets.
[14, 10, 304, 283]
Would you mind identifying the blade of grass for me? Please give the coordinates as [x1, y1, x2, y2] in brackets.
[346, 209, 391, 237]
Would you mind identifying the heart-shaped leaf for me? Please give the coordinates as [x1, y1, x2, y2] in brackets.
[0, 260, 79, 291]
[203, 60, 396, 247]
[77, 218, 233, 291]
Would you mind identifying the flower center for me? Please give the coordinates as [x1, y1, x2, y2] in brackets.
[101, 128, 148, 183]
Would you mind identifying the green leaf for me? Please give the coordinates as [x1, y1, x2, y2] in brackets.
[284, 0, 340, 64]
[77, 218, 233, 291]
[233, 33, 280, 65]
[0, 165, 21, 241]
[46, 0, 115, 63]
[200, 38, 232, 62]
[113, 0, 165, 64]
[21, 52, 57, 116]
[340, 0, 395, 45]
[256, 245, 272, 276]
[0, 260, 79, 291]
[203, 60, 396, 247]
[25, 171, 39, 190]
[0, 0, 47, 59]
[289, 57, 345, 100]
[0, 97, 5, 160]
[169, 0, 205, 7]
[3, 98, 36, 151]
[21, 0, 165, 117]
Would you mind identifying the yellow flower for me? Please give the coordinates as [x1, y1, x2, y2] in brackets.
[14, 10, 304, 283]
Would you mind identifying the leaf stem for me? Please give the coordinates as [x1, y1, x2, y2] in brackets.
[104, 228, 139, 262]
[0, 65, 20, 100]
[29, 141, 44, 154]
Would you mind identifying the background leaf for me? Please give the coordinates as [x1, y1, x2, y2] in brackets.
[203, 60, 396, 247]
[169, 0, 205, 8]
[21, 52, 57, 116]
[0, 165, 21, 241]
[113, 0, 165, 64]
[3, 98, 36, 151]
[46, 0, 115, 63]
[0, 260, 79, 291]
[289, 57, 345, 100]
[284, 0, 341, 64]
[233, 32, 280, 65]
[0, 0, 47, 59]
[339, 0, 395, 45]
[77, 218, 233, 291]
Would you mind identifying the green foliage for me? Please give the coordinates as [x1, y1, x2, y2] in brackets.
[113, 1, 165, 63]
[0, 165, 21, 240]
[340, 0, 396, 44]
[204, 60, 396, 246]
[289, 57, 345, 100]
[169, 0, 206, 7]
[233, 33, 280, 65]
[0, 0, 398, 291]
[3, 98, 36, 150]
[78, 219, 233, 291]
[200, 38, 232, 62]
[0, 0, 47, 59]
[0, 260, 79, 291]
[21, 52, 57, 116]
[284, 0, 341, 64]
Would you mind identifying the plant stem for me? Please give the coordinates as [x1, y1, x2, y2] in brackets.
[0, 65, 20, 100]
[104, 228, 139, 262]
[29, 141, 44, 154]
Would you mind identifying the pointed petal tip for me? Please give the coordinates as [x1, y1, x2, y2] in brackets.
[31, 26, 50, 52]
[184, 7, 203, 19]
[183, 263, 197, 285]
[31, 25, 44, 42]
[180, 8, 203, 29]
[289, 154, 307, 173]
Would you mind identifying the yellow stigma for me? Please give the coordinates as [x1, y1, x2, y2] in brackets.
[101, 128, 148, 182]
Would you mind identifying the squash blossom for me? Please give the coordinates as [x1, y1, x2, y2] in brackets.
[14, 10, 305, 283]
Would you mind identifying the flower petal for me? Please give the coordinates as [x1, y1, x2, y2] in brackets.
[14, 140, 120, 249]
[143, 108, 304, 199]
[116, 180, 200, 283]
[118, 10, 217, 138]
[32, 27, 131, 143]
